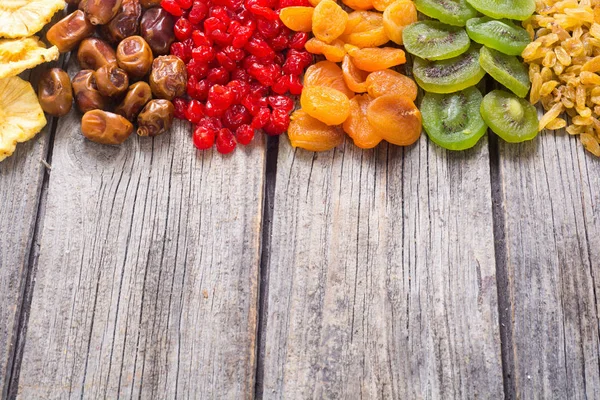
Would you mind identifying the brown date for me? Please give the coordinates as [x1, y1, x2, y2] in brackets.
[84, 0, 122, 25]
[101, 0, 142, 44]
[140, 7, 175, 56]
[115, 82, 153, 121]
[38, 68, 73, 117]
[116, 36, 153, 79]
[77, 38, 117, 70]
[149, 56, 187, 100]
[96, 63, 129, 98]
[72, 70, 109, 113]
[81, 110, 134, 145]
[137, 99, 174, 137]
[140, 0, 161, 7]
[46, 10, 95, 53]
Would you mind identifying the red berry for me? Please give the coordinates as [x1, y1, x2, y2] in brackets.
[192, 30, 212, 47]
[186, 99, 205, 124]
[192, 45, 215, 63]
[222, 45, 246, 62]
[268, 95, 294, 112]
[161, 0, 184, 16]
[222, 104, 252, 129]
[227, 80, 250, 103]
[269, 33, 289, 52]
[236, 124, 255, 145]
[216, 128, 237, 153]
[171, 42, 191, 62]
[174, 17, 193, 41]
[216, 51, 237, 71]
[204, 17, 226, 32]
[263, 108, 289, 135]
[288, 32, 308, 50]
[189, 3, 208, 24]
[206, 67, 230, 85]
[256, 17, 282, 39]
[251, 107, 270, 128]
[230, 67, 252, 82]
[193, 124, 216, 150]
[208, 84, 236, 108]
[173, 97, 188, 119]
[278, 0, 310, 7]
[176, 0, 194, 9]
[204, 100, 228, 117]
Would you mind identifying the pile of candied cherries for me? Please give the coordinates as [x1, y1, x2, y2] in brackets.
[161, 0, 312, 153]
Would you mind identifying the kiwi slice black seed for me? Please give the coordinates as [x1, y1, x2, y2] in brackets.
[414, 0, 478, 26]
[479, 46, 530, 98]
[465, 0, 536, 21]
[421, 87, 488, 151]
[466, 17, 531, 56]
[412, 46, 486, 93]
[480, 89, 539, 143]
[403, 21, 471, 61]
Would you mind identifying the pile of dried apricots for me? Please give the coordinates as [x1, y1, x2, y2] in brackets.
[280, 0, 421, 150]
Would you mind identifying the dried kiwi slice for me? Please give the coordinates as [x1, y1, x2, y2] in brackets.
[480, 90, 538, 143]
[412, 46, 486, 94]
[479, 46, 530, 98]
[414, 0, 477, 27]
[466, 17, 530, 56]
[403, 21, 471, 61]
[421, 87, 487, 150]
[465, 0, 535, 21]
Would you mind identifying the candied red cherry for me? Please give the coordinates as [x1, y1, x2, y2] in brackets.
[222, 46, 246, 62]
[289, 32, 309, 50]
[223, 104, 252, 130]
[235, 124, 254, 145]
[192, 45, 215, 63]
[271, 74, 288, 94]
[247, 63, 281, 87]
[193, 124, 216, 150]
[161, 0, 184, 16]
[251, 107, 270, 128]
[249, 82, 270, 97]
[208, 84, 236, 109]
[212, 30, 233, 46]
[206, 67, 230, 85]
[245, 37, 275, 59]
[204, 17, 226, 32]
[187, 59, 209, 78]
[269, 34, 289, 52]
[216, 51, 237, 71]
[231, 67, 251, 82]
[176, 0, 193, 8]
[230, 25, 254, 48]
[173, 97, 188, 119]
[263, 108, 289, 135]
[186, 99, 205, 124]
[171, 42, 192, 63]
[204, 100, 227, 117]
[208, 6, 231, 25]
[227, 80, 250, 103]
[278, 0, 310, 7]
[192, 30, 212, 47]
[174, 17, 193, 41]
[216, 128, 237, 153]
[188, 3, 208, 25]
[245, 0, 279, 20]
[256, 17, 282, 39]
[268, 95, 294, 112]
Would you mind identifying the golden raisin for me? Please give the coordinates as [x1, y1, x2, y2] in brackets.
[345, 45, 406, 71]
[382, 0, 417, 45]
[305, 38, 346, 62]
[303, 60, 354, 98]
[341, 11, 389, 48]
[301, 86, 351, 125]
[312, 0, 348, 43]
[366, 69, 417, 100]
[366, 94, 421, 146]
[279, 7, 314, 32]
[341, 54, 369, 93]
[343, 94, 382, 149]
[288, 109, 345, 151]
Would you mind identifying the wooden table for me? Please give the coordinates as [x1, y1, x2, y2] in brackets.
[1, 56, 599, 399]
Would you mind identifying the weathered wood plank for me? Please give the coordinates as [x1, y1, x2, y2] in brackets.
[14, 58, 265, 399]
[496, 133, 600, 399]
[0, 67, 57, 397]
[260, 136, 504, 398]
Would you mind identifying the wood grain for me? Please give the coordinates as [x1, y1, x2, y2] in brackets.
[14, 58, 265, 399]
[260, 136, 504, 399]
[496, 132, 600, 399]
[0, 68, 57, 398]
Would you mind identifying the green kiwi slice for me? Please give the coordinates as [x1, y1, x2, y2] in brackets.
[466, 17, 531, 56]
[421, 87, 487, 150]
[412, 46, 486, 94]
[465, 0, 535, 21]
[414, 0, 477, 27]
[479, 46, 530, 98]
[403, 21, 471, 61]
[480, 90, 538, 143]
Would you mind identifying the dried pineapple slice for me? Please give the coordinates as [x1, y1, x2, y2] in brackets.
[0, 37, 59, 79]
[0, 75, 46, 162]
[0, 0, 65, 39]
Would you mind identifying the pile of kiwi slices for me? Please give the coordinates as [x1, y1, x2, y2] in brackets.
[403, 0, 539, 150]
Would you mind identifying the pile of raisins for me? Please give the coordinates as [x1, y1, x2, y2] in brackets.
[161, 0, 312, 153]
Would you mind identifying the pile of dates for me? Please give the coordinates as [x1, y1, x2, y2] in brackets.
[38, 0, 186, 145]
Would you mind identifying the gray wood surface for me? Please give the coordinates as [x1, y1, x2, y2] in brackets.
[0, 68, 56, 398]
[259, 136, 504, 398]
[496, 132, 600, 399]
[14, 58, 265, 399]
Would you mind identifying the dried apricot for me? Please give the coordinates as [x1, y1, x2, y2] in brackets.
[373, 0, 395, 12]
[343, 94, 382, 148]
[312, 0, 348, 43]
[345, 45, 406, 71]
[303, 60, 354, 98]
[383, 0, 417, 45]
[341, 11, 389, 48]
[305, 38, 346, 62]
[288, 109, 345, 151]
[279, 7, 314, 32]
[367, 94, 421, 146]
[342, 0, 373, 11]
[366, 69, 417, 100]
[301, 86, 351, 125]
[341, 54, 369, 93]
